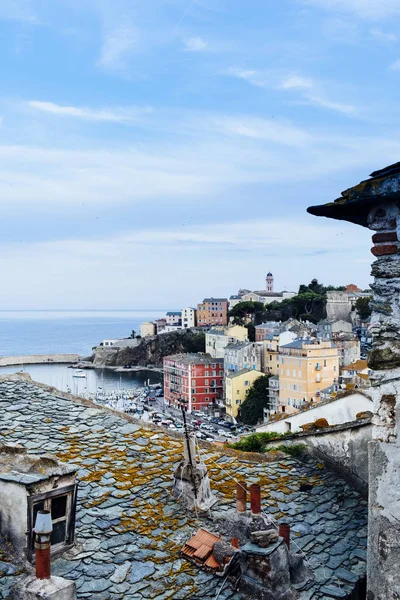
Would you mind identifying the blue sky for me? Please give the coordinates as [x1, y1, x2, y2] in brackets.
[0, 0, 400, 309]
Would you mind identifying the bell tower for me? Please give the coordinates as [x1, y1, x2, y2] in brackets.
[266, 272, 274, 292]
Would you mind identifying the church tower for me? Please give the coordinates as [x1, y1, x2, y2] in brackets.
[266, 272, 274, 292]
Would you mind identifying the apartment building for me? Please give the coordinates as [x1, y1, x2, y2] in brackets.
[262, 331, 297, 375]
[166, 312, 182, 326]
[163, 354, 224, 413]
[206, 325, 248, 359]
[278, 339, 340, 414]
[181, 307, 197, 329]
[197, 298, 228, 327]
[225, 369, 264, 422]
[224, 341, 262, 373]
[140, 322, 156, 337]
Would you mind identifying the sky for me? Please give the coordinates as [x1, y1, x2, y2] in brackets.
[1, 0, 400, 309]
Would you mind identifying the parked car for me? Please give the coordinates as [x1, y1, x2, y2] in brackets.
[211, 417, 220, 424]
[196, 432, 207, 439]
[217, 429, 227, 436]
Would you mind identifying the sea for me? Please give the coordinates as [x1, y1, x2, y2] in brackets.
[0, 310, 165, 392]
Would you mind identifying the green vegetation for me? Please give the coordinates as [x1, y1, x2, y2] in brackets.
[228, 301, 268, 326]
[355, 296, 372, 320]
[231, 431, 283, 452]
[239, 375, 271, 425]
[230, 433, 306, 457]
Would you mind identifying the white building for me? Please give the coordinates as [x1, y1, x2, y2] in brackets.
[206, 325, 249, 359]
[181, 307, 197, 329]
[257, 392, 372, 435]
[166, 311, 182, 326]
[224, 341, 262, 373]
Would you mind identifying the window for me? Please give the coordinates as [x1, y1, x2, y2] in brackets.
[205, 371, 209, 376]
[324, 360, 327, 367]
[205, 397, 209, 402]
[298, 371, 302, 377]
[192, 379, 196, 386]
[205, 379, 209, 385]
[28, 484, 77, 562]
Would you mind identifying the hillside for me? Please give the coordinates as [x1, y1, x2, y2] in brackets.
[92, 330, 206, 367]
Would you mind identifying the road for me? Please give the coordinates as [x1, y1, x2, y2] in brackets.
[144, 396, 240, 442]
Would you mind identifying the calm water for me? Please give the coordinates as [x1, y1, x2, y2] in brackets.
[0, 310, 164, 357]
[0, 363, 163, 394]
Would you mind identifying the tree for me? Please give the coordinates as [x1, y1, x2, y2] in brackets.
[246, 323, 255, 342]
[228, 301, 267, 326]
[355, 296, 372, 320]
[239, 375, 271, 426]
[130, 329, 136, 339]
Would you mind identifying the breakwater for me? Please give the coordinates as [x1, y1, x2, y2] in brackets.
[0, 354, 81, 367]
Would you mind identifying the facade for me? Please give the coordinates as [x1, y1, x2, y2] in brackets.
[140, 322, 156, 338]
[262, 331, 297, 375]
[160, 325, 183, 334]
[334, 335, 361, 367]
[241, 291, 296, 305]
[155, 318, 167, 333]
[255, 321, 282, 342]
[317, 319, 353, 340]
[346, 283, 362, 293]
[228, 295, 242, 310]
[166, 311, 182, 326]
[181, 307, 197, 329]
[224, 341, 262, 373]
[258, 391, 372, 435]
[197, 298, 228, 326]
[266, 272, 274, 292]
[278, 339, 340, 414]
[163, 353, 224, 412]
[265, 375, 279, 418]
[206, 325, 248, 359]
[225, 368, 264, 421]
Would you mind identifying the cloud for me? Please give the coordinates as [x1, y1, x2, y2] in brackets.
[226, 68, 357, 115]
[303, 94, 357, 115]
[213, 116, 312, 146]
[370, 27, 398, 42]
[389, 59, 400, 70]
[280, 75, 314, 90]
[28, 101, 152, 123]
[0, 0, 38, 24]
[302, 0, 400, 19]
[98, 24, 137, 70]
[183, 36, 208, 52]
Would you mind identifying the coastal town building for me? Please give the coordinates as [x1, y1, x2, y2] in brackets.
[341, 359, 370, 388]
[258, 391, 372, 434]
[317, 318, 353, 340]
[197, 298, 228, 326]
[163, 353, 224, 412]
[278, 339, 340, 414]
[346, 283, 362, 293]
[334, 334, 361, 367]
[228, 294, 242, 309]
[206, 325, 248, 358]
[140, 321, 156, 338]
[181, 307, 197, 329]
[224, 341, 262, 373]
[265, 374, 280, 418]
[261, 331, 297, 375]
[266, 271, 274, 292]
[255, 321, 282, 341]
[155, 318, 167, 333]
[166, 311, 182, 326]
[240, 290, 296, 305]
[225, 368, 264, 422]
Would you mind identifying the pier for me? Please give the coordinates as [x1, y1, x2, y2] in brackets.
[0, 354, 82, 367]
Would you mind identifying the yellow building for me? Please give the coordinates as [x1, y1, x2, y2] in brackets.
[206, 325, 249, 358]
[262, 331, 297, 375]
[140, 322, 156, 337]
[278, 340, 339, 414]
[225, 369, 264, 421]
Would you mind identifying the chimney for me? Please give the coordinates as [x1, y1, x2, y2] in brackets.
[279, 523, 291, 549]
[250, 484, 261, 515]
[231, 537, 239, 549]
[34, 510, 53, 580]
[236, 480, 247, 513]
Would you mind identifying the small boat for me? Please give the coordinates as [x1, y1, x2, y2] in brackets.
[72, 369, 87, 378]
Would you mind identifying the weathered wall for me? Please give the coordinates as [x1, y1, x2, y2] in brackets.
[326, 291, 353, 323]
[264, 419, 372, 495]
[257, 392, 372, 434]
[0, 481, 28, 556]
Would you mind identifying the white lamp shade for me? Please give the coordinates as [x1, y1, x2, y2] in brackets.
[34, 510, 53, 534]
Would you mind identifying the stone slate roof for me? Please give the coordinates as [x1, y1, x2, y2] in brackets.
[164, 353, 223, 365]
[0, 376, 367, 600]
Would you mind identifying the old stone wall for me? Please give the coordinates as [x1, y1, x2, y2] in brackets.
[326, 291, 353, 323]
[264, 419, 372, 495]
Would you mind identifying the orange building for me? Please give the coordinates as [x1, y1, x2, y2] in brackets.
[197, 298, 228, 327]
[346, 283, 362, 293]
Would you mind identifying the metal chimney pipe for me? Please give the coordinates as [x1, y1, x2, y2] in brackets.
[231, 538, 239, 549]
[34, 510, 52, 580]
[279, 523, 291, 549]
[250, 483, 261, 515]
[236, 481, 247, 513]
